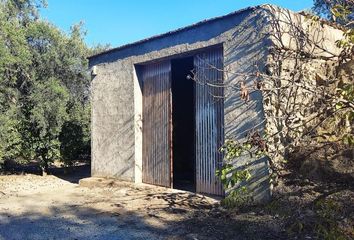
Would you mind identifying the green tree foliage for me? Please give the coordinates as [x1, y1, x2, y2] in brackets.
[315, 1, 354, 146]
[59, 103, 91, 166]
[0, 111, 22, 162]
[0, 1, 31, 166]
[28, 79, 69, 172]
[0, 0, 91, 171]
[313, 0, 354, 24]
[88, 43, 111, 57]
[2, 0, 47, 21]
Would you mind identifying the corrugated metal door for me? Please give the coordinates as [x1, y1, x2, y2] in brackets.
[194, 48, 224, 196]
[142, 61, 172, 188]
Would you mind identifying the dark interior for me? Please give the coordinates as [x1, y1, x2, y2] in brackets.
[171, 57, 195, 192]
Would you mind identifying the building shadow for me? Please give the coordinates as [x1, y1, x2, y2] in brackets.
[0, 191, 287, 240]
[50, 165, 91, 184]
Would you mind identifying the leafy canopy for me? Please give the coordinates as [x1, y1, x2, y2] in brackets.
[0, 0, 92, 170]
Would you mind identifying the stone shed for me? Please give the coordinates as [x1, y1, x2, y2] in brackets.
[88, 5, 343, 202]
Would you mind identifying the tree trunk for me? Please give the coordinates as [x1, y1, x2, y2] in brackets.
[41, 161, 48, 176]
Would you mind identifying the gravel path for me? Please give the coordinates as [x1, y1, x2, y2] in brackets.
[0, 174, 223, 240]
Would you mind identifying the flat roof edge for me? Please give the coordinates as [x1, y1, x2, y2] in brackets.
[88, 5, 259, 60]
[88, 4, 344, 61]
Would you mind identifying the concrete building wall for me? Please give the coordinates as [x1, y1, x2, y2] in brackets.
[89, 6, 272, 197]
[222, 8, 272, 202]
[89, 4, 342, 202]
[90, 61, 136, 181]
[267, 5, 343, 58]
[262, 5, 344, 165]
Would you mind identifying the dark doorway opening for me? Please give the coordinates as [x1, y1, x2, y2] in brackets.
[171, 57, 195, 192]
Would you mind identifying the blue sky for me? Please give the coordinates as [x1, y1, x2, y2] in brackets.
[41, 0, 314, 48]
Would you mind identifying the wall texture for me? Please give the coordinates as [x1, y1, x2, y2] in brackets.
[89, 7, 271, 189]
[262, 5, 344, 166]
[222, 8, 272, 202]
[88, 4, 342, 203]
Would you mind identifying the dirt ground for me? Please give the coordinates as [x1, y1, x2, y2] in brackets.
[0, 159, 352, 240]
[0, 171, 283, 240]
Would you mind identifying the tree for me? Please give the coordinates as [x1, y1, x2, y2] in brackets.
[0, 0, 32, 166]
[28, 79, 69, 174]
[21, 18, 91, 172]
[2, 0, 47, 21]
[0, 0, 92, 172]
[313, 0, 354, 25]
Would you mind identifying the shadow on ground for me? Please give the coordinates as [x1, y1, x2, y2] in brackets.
[51, 165, 91, 184]
[2, 161, 91, 184]
[0, 197, 285, 240]
[0, 172, 287, 240]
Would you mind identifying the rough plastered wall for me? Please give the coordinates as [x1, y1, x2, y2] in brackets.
[194, 6, 342, 203]
[90, 62, 136, 181]
[90, 5, 334, 203]
[89, 7, 270, 184]
[261, 5, 344, 165]
[223, 7, 273, 203]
